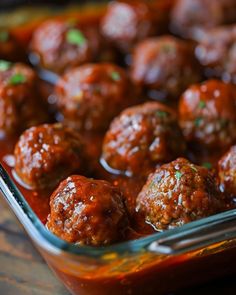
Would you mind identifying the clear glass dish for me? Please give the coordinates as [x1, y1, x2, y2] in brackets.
[1, 2, 236, 295]
[1, 162, 236, 295]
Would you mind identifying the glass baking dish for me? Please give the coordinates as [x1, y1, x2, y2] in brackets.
[1, 162, 236, 295]
[1, 1, 236, 295]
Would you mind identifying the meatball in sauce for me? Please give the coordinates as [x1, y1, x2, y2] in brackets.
[218, 145, 236, 197]
[0, 61, 47, 138]
[55, 63, 138, 131]
[102, 102, 186, 177]
[46, 175, 129, 246]
[14, 124, 86, 190]
[131, 36, 202, 99]
[179, 80, 236, 151]
[31, 20, 102, 74]
[137, 158, 224, 231]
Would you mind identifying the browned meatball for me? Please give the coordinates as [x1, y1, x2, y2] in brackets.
[218, 145, 236, 197]
[102, 102, 186, 177]
[131, 36, 202, 99]
[55, 63, 137, 131]
[195, 24, 236, 84]
[0, 29, 25, 62]
[46, 175, 129, 246]
[171, 0, 236, 39]
[0, 61, 47, 138]
[101, 0, 172, 53]
[137, 158, 223, 231]
[31, 20, 101, 74]
[14, 124, 85, 190]
[179, 80, 236, 150]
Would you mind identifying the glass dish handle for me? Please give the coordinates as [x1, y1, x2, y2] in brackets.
[148, 209, 236, 255]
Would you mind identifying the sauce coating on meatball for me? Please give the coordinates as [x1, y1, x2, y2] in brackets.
[101, 0, 171, 53]
[55, 63, 137, 131]
[14, 124, 85, 190]
[0, 61, 47, 138]
[196, 24, 236, 84]
[102, 102, 186, 177]
[46, 175, 129, 246]
[137, 158, 223, 231]
[31, 20, 101, 73]
[218, 145, 236, 197]
[0, 29, 25, 62]
[179, 79, 236, 151]
[170, 0, 236, 39]
[131, 36, 202, 99]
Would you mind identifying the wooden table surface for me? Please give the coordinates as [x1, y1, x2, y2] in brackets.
[1, 196, 236, 295]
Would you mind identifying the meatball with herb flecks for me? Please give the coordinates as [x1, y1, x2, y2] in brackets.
[136, 158, 224, 231]
[195, 24, 236, 84]
[170, 0, 236, 39]
[14, 124, 85, 190]
[55, 63, 137, 131]
[101, 102, 186, 177]
[218, 145, 236, 197]
[30, 19, 101, 74]
[131, 36, 202, 99]
[179, 79, 236, 151]
[46, 175, 129, 246]
[0, 60, 47, 138]
[101, 0, 172, 53]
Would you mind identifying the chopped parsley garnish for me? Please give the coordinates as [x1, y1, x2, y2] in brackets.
[66, 29, 86, 46]
[0, 30, 9, 42]
[202, 162, 212, 169]
[110, 71, 121, 81]
[198, 100, 206, 109]
[156, 110, 168, 118]
[175, 171, 183, 180]
[194, 117, 203, 127]
[219, 118, 229, 128]
[9, 73, 26, 85]
[161, 43, 175, 54]
[0, 60, 12, 71]
[191, 165, 198, 172]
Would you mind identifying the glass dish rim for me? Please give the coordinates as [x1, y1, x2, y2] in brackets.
[1, 163, 236, 260]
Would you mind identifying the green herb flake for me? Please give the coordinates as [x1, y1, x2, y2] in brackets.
[194, 117, 203, 127]
[156, 110, 168, 118]
[175, 171, 183, 180]
[161, 43, 175, 54]
[202, 162, 212, 169]
[9, 73, 26, 85]
[0, 30, 9, 42]
[191, 165, 198, 172]
[198, 100, 206, 109]
[66, 29, 86, 46]
[0, 60, 12, 71]
[110, 71, 121, 82]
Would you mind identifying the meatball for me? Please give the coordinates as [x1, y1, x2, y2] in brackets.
[131, 36, 202, 99]
[170, 0, 236, 39]
[137, 158, 223, 231]
[55, 63, 137, 131]
[101, 0, 172, 53]
[218, 145, 236, 197]
[0, 29, 25, 62]
[31, 20, 101, 74]
[195, 24, 236, 84]
[179, 80, 236, 150]
[0, 61, 47, 137]
[14, 124, 85, 190]
[46, 175, 129, 246]
[102, 102, 186, 177]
